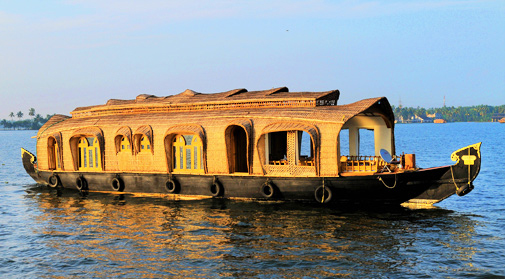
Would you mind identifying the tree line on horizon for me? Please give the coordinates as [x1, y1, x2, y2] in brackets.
[1, 108, 53, 130]
[2, 104, 504, 130]
[392, 104, 505, 123]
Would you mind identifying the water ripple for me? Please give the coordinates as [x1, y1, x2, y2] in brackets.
[1, 126, 505, 278]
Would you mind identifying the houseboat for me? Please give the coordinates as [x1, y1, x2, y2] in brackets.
[21, 87, 481, 206]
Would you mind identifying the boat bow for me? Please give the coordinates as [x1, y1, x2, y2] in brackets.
[405, 142, 482, 205]
[449, 142, 482, 196]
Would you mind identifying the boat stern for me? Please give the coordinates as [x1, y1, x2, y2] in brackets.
[21, 148, 43, 183]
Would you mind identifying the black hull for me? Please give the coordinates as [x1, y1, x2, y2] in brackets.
[27, 171, 434, 205]
[21, 143, 481, 206]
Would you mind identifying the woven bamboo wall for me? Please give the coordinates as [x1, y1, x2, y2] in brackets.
[35, 92, 392, 178]
[205, 121, 228, 174]
[318, 123, 342, 177]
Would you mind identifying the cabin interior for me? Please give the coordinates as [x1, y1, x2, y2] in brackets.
[338, 115, 396, 173]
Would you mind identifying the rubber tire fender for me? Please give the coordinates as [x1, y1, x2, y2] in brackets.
[111, 176, 125, 192]
[48, 173, 60, 188]
[457, 183, 474, 196]
[165, 177, 180, 193]
[314, 185, 332, 204]
[76, 175, 88, 191]
[210, 180, 224, 197]
[260, 181, 277, 199]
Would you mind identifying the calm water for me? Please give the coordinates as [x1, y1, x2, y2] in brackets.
[1, 123, 504, 278]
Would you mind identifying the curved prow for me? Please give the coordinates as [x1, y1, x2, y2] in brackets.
[21, 148, 40, 182]
[450, 142, 482, 196]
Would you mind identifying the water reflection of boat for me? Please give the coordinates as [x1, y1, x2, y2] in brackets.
[21, 87, 481, 206]
[25, 188, 481, 278]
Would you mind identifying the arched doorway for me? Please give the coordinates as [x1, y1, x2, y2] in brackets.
[47, 136, 61, 170]
[227, 125, 248, 173]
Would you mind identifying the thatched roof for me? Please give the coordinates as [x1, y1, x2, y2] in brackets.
[70, 87, 340, 118]
[38, 88, 394, 138]
[37, 114, 70, 138]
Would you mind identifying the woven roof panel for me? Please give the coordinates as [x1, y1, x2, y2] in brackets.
[41, 97, 390, 137]
[37, 114, 70, 137]
[116, 126, 132, 139]
[71, 88, 340, 115]
[134, 125, 153, 138]
[114, 126, 133, 154]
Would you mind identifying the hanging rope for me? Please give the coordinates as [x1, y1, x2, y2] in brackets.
[450, 165, 472, 192]
[450, 165, 460, 192]
[450, 147, 473, 193]
[321, 177, 325, 203]
[377, 173, 397, 189]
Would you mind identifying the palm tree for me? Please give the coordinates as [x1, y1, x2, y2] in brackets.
[28, 108, 36, 128]
[29, 108, 35, 118]
[34, 114, 43, 124]
[9, 112, 15, 129]
[15, 111, 23, 129]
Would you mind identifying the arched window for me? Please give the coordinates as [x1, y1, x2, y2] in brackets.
[139, 135, 151, 152]
[120, 136, 131, 152]
[78, 136, 102, 171]
[172, 134, 204, 173]
[114, 126, 133, 154]
[115, 133, 133, 172]
[133, 125, 153, 154]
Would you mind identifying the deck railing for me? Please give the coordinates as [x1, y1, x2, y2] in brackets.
[269, 158, 314, 166]
[340, 155, 387, 173]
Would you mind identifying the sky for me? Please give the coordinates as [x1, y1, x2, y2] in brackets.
[1, 0, 504, 118]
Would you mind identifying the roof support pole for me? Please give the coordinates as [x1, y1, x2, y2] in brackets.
[374, 126, 392, 157]
[349, 127, 360, 156]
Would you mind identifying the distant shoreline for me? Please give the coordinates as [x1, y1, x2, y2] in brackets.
[0, 128, 38, 131]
